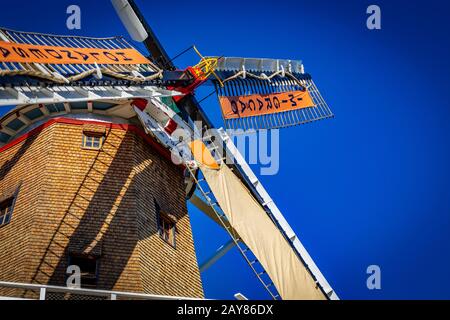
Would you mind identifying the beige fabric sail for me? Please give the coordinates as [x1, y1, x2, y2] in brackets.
[198, 162, 326, 300]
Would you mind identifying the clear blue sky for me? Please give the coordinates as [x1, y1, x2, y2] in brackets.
[1, 0, 450, 300]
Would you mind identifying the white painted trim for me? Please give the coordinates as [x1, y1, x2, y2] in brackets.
[0, 281, 203, 300]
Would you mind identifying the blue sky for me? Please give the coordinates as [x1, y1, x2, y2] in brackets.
[1, 0, 450, 299]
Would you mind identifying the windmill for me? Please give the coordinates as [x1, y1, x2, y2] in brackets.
[0, 0, 337, 300]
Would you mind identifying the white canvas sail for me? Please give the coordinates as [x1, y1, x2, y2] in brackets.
[197, 161, 326, 300]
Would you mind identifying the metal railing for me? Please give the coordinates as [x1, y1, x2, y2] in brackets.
[0, 281, 203, 300]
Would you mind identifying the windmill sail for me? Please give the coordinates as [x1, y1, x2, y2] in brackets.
[0, 28, 164, 84]
[212, 57, 334, 131]
[133, 98, 337, 300]
[196, 159, 327, 300]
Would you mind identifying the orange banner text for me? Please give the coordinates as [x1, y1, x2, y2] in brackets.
[219, 90, 315, 120]
[0, 41, 150, 65]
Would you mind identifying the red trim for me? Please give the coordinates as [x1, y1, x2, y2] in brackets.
[131, 98, 148, 111]
[167, 67, 208, 103]
[0, 117, 182, 170]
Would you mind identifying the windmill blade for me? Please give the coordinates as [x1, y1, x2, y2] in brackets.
[210, 57, 334, 131]
[111, 0, 148, 42]
[186, 132, 337, 300]
[131, 96, 338, 299]
[0, 28, 185, 109]
[111, 0, 173, 70]
[111, 0, 216, 132]
[194, 154, 327, 300]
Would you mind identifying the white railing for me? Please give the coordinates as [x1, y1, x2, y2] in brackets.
[0, 281, 203, 300]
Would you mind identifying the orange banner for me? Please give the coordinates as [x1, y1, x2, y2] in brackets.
[188, 140, 220, 170]
[0, 41, 150, 65]
[219, 90, 315, 120]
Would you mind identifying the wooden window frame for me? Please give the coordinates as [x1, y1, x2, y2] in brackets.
[0, 197, 15, 228]
[67, 254, 100, 289]
[81, 132, 104, 150]
[0, 186, 20, 228]
[158, 213, 177, 248]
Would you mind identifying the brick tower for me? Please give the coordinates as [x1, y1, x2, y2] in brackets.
[0, 110, 204, 299]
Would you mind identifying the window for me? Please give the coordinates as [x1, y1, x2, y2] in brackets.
[158, 214, 176, 247]
[68, 255, 99, 288]
[82, 132, 104, 150]
[0, 197, 15, 227]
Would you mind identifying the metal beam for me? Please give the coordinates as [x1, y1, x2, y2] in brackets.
[190, 194, 238, 235]
[0, 86, 182, 107]
[234, 293, 248, 300]
[0, 281, 203, 300]
[199, 240, 236, 273]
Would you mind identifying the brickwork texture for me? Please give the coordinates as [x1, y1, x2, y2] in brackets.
[0, 118, 204, 299]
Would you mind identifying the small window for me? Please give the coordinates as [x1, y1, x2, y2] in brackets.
[68, 255, 99, 288]
[0, 197, 15, 227]
[158, 214, 176, 247]
[82, 132, 104, 150]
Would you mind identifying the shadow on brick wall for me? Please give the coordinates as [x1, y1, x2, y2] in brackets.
[27, 128, 186, 296]
[0, 132, 40, 182]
